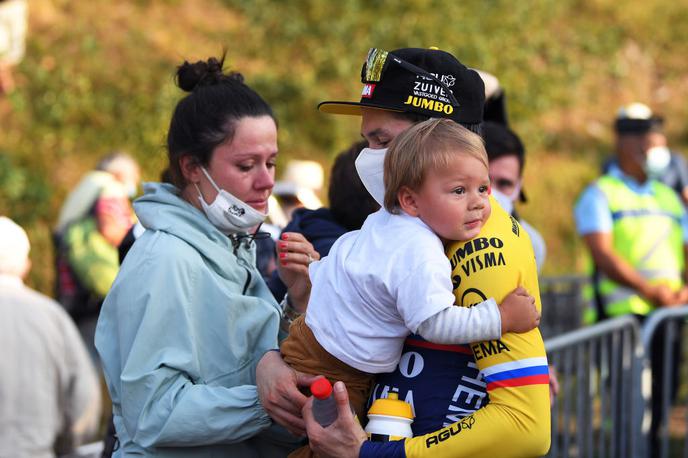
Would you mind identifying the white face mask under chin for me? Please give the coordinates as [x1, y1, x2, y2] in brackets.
[195, 167, 267, 234]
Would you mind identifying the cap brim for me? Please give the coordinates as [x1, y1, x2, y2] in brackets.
[318, 101, 403, 116]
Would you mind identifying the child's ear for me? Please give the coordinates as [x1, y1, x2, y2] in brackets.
[398, 186, 420, 217]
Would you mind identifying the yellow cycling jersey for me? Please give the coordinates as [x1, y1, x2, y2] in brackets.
[402, 198, 551, 458]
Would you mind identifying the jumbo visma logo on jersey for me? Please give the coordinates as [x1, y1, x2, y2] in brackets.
[448, 237, 506, 290]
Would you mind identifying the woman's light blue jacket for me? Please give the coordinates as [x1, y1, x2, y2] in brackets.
[96, 183, 297, 457]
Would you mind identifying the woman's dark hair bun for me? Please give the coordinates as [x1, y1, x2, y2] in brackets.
[176, 55, 244, 92]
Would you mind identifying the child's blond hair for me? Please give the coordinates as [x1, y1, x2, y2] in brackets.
[383, 118, 488, 213]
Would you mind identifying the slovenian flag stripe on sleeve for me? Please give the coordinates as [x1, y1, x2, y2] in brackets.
[481, 357, 550, 391]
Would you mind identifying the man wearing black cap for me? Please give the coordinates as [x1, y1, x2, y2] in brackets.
[301, 47, 550, 458]
[574, 103, 688, 455]
[319, 47, 485, 145]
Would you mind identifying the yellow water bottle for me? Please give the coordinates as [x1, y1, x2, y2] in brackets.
[364, 393, 414, 441]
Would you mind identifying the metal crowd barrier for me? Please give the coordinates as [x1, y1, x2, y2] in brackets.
[543, 305, 688, 458]
[638, 306, 688, 458]
[539, 275, 589, 339]
[545, 315, 643, 458]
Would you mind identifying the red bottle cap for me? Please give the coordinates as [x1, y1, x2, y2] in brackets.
[311, 378, 333, 400]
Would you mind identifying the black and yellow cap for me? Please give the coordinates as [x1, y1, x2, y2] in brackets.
[318, 47, 485, 125]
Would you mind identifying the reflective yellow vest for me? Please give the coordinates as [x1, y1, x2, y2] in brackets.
[584, 174, 684, 323]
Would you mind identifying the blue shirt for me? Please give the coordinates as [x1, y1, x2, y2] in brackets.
[574, 164, 688, 242]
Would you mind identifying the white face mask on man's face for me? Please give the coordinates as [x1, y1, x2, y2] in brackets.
[355, 147, 388, 207]
[499, 181, 522, 204]
[195, 167, 267, 234]
[355, 147, 517, 216]
[644, 146, 671, 178]
[491, 188, 514, 215]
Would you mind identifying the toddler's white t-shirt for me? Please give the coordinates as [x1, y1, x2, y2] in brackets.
[306, 208, 500, 373]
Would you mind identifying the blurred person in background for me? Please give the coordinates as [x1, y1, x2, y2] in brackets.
[475, 69, 508, 126]
[602, 102, 688, 207]
[0, 0, 27, 94]
[574, 102, 688, 455]
[253, 160, 323, 281]
[267, 140, 380, 302]
[0, 216, 101, 458]
[117, 167, 175, 263]
[272, 159, 324, 221]
[95, 56, 319, 457]
[576, 103, 688, 321]
[482, 121, 546, 272]
[53, 151, 140, 361]
[256, 160, 325, 283]
[659, 150, 688, 206]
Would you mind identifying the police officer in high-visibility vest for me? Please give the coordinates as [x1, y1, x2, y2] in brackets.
[574, 102, 688, 456]
[575, 103, 688, 322]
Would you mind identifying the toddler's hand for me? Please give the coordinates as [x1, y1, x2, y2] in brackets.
[499, 286, 540, 334]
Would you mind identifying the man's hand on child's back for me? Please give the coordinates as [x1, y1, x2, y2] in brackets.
[498, 286, 540, 334]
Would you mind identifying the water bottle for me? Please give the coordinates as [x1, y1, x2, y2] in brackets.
[311, 378, 338, 427]
[364, 392, 414, 441]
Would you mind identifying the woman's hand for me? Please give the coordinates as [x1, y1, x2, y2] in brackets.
[276, 232, 319, 312]
[256, 350, 319, 437]
[302, 381, 367, 458]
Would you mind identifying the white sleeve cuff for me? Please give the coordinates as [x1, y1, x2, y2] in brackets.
[416, 298, 501, 344]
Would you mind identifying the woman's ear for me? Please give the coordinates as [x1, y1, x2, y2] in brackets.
[179, 155, 202, 184]
[398, 186, 420, 217]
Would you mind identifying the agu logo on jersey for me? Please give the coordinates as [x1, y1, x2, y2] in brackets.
[425, 415, 476, 448]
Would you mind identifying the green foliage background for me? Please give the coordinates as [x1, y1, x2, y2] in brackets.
[2, 0, 688, 295]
